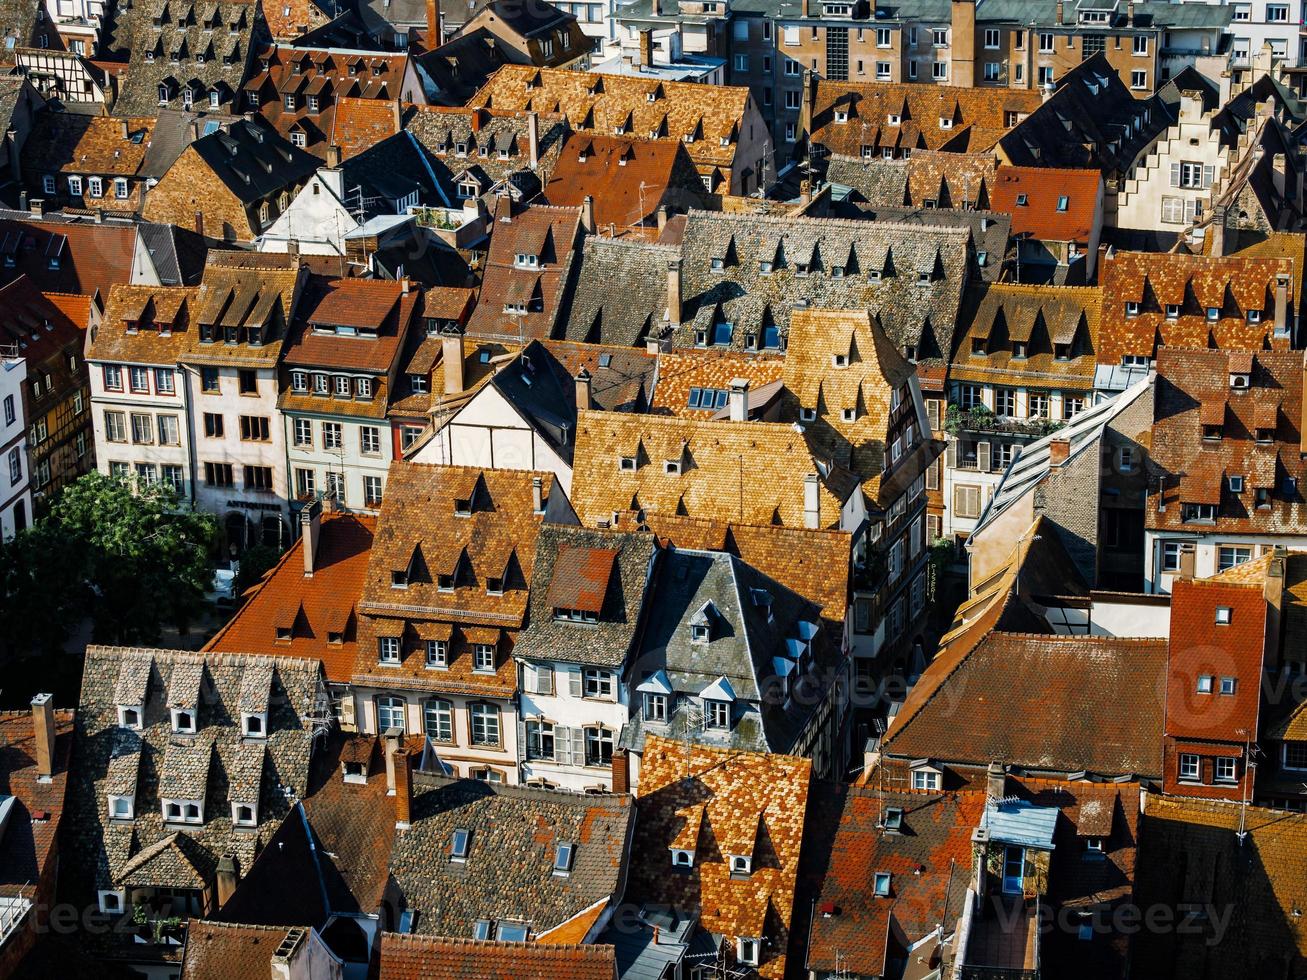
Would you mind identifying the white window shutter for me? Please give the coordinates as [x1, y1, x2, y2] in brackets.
[1203, 164, 1215, 188]
[1169, 162, 1181, 187]
[1184, 198, 1198, 222]
[568, 667, 583, 698]
[538, 664, 554, 696]
[977, 440, 992, 472]
[522, 663, 536, 694]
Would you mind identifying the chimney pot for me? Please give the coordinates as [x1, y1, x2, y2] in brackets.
[532, 475, 544, 514]
[728, 378, 749, 422]
[442, 332, 465, 396]
[31, 693, 55, 780]
[656, 205, 668, 233]
[301, 497, 322, 576]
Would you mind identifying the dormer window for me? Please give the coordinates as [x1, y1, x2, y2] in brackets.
[1166, 304, 1180, 319]
[939, 117, 953, 129]
[1055, 343, 1070, 360]
[1230, 372, 1250, 390]
[391, 569, 408, 589]
[1206, 307, 1219, 321]
[887, 113, 900, 126]
[1248, 309, 1262, 323]
[691, 623, 709, 643]
[108, 794, 135, 820]
[704, 699, 730, 729]
[672, 848, 694, 868]
[231, 802, 257, 827]
[972, 338, 987, 356]
[832, 353, 849, 368]
[170, 708, 196, 734]
[729, 854, 752, 876]
[486, 577, 504, 595]
[1203, 423, 1222, 440]
[379, 636, 401, 663]
[1181, 502, 1216, 523]
[759, 260, 773, 274]
[1012, 342, 1027, 358]
[665, 459, 682, 475]
[737, 939, 760, 966]
[800, 407, 817, 422]
[163, 799, 203, 825]
[438, 574, 455, 591]
[883, 806, 903, 832]
[834, 110, 848, 124]
[242, 711, 267, 738]
[473, 644, 496, 672]
[619, 455, 637, 471]
[841, 408, 856, 422]
[514, 252, 538, 269]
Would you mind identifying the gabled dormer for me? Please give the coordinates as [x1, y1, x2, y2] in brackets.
[115, 656, 153, 730]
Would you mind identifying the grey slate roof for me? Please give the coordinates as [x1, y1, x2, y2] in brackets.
[404, 107, 568, 187]
[191, 118, 321, 206]
[624, 548, 831, 755]
[825, 156, 907, 205]
[388, 774, 633, 937]
[514, 524, 656, 668]
[64, 646, 323, 941]
[558, 235, 676, 346]
[674, 209, 969, 366]
[140, 109, 201, 180]
[109, 0, 263, 117]
[341, 130, 452, 210]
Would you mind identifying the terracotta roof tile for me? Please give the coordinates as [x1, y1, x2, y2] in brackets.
[205, 514, 375, 684]
[180, 921, 299, 979]
[378, 934, 617, 979]
[87, 283, 199, 365]
[628, 737, 810, 979]
[0, 708, 74, 897]
[990, 166, 1102, 243]
[1097, 250, 1295, 365]
[329, 96, 402, 159]
[651, 349, 784, 419]
[543, 133, 703, 229]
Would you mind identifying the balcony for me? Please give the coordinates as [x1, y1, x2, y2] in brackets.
[945, 403, 1064, 439]
[960, 893, 1040, 980]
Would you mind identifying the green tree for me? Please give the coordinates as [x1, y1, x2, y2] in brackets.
[49, 472, 218, 645]
[232, 543, 282, 603]
[0, 518, 87, 659]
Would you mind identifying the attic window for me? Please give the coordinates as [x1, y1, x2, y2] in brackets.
[691, 623, 709, 643]
[711, 257, 725, 271]
[514, 253, 539, 269]
[1015, 194, 1028, 206]
[800, 408, 817, 422]
[553, 842, 575, 875]
[832, 353, 849, 368]
[759, 260, 774, 274]
[730, 855, 752, 876]
[1206, 307, 1219, 321]
[1012, 342, 1028, 359]
[883, 807, 903, 832]
[1248, 309, 1262, 323]
[834, 110, 848, 124]
[939, 117, 953, 129]
[672, 848, 694, 868]
[665, 459, 682, 475]
[242, 712, 267, 738]
[873, 872, 891, 897]
[1056, 195, 1069, 211]
[1125, 302, 1139, 318]
[438, 574, 455, 592]
[118, 705, 143, 730]
[232, 803, 257, 827]
[841, 408, 856, 422]
[170, 708, 196, 734]
[1230, 372, 1249, 390]
[1216, 606, 1233, 625]
[451, 827, 471, 862]
[1166, 304, 1180, 319]
[391, 570, 408, 588]
[454, 497, 472, 516]
[868, 269, 882, 281]
[887, 113, 900, 126]
[1055, 343, 1071, 360]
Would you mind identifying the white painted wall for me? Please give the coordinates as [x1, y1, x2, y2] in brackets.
[1117, 91, 1226, 232]
[1040, 596, 1171, 637]
[1145, 530, 1307, 593]
[261, 171, 358, 257]
[284, 409, 393, 512]
[0, 354, 31, 541]
[518, 658, 627, 792]
[88, 358, 194, 499]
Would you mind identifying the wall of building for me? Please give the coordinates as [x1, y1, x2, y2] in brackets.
[518, 657, 628, 792]
[284, 409, 393, 512]
[1145, 532, 1307, 593]
[0, 355, 31, 541]
[89, 358, 193, 500]
[1116, 93, 1227, 232]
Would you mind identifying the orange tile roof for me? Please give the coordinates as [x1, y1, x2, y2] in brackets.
[0, 708, 74, 898]
[990, 166, 1102, 243]
[544, 133, 700, 229]
[378, 934, 617, 980]
[629, 736, 811, 979]
[0, 277, 91, 365]
[1097, 250, 1295, 365]
[180, 922, 299, 980]
[469, 65, 751, 175]
[86, 283, 199, 365]
[650, 349, 784, 419]
[281, 277, 420, 373]
[204, 514, 375, 684]
[331, 97, 403, 160]
[809, 81, 1041, 157]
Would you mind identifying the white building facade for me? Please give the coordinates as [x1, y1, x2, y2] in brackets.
[0, 351, 31, 540]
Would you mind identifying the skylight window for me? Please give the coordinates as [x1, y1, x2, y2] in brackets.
[873, 872, 891, 896]
[1056, 195, 1069, 211]
[1016, 194, 1028, 206]
[553, 842, 575, 875]
[451, 828, 471, 861]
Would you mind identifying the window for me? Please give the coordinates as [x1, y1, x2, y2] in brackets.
[876, 61, 891, 80]
[553, 842, 575, 875]
[238, 370, 257, 394]
[292, 418, 312, 447]
[129, 367, 150, 393]
[1218, 545, 1252, 571]
[584, 725, 613, 766]
[737, 939, 760, 966]
[162, 466, 183, 493]
[130, 413, 153, 444]
[470, 703, 500, 745]
[932, 27, 946, 46]
[103, 411, 126, 443]
[932, 61, 947, 80]
[360, 426, 381, 455]
[201, 367, 220, 393]
[705, 699, 730, 729]
[583, 668, 614, 699]
[912, 769, 940, 791]
[1197, 675, 1214, 695]
[67, 175, 82, 196]
[473, 644, 495, 672]
[376, 695, 405, 732]
[1268, 3, 1288, 22]
[526, 719, 554, 760]
[322, 422, 342, 450]
[1178, 753, 1200, 782]
[1215, 606, 1232, 625]
[1215, 757, 1238, 783]
[983, 62, 999, 81]
[873, 871, 891, 896]
[424, 699, 453, 741]
[643, 692, 668, 722]
[1133, 35, 1147, 55]
[157, 414, 180, 446]
[239, 415, 269, 441]
[451, 828, 471, 861]
[1284, 743, 1307, 771]
[379, 636, 401, 663]
[984, 27, 999, 48]
[1220, 676, 1237, 696]
[784, 89, 801, 110]
[1039, 31, 1054, 52]
[876, 27, 890, 47]
[364, 475, 383, 507]
[1131, 70, 1146, 90]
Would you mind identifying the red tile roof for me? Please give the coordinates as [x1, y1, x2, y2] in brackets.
[990, 166, 1102, 243]
[0, 708, 74, 898]
[204, 514, 375, 684]
[543, 133, 700, 229]
[180, 922, 298, 980]
[0, 218, 139, 295]
[0, 276, 91, 365]
[282, 277, 421, 373]
[378, 934, 617, 980]
[543, 544, 618, 613]
[331, 97, 403, 160]
[1097, 250, 1295, 365]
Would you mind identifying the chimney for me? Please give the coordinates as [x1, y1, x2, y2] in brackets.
[5, 128, 19, 183]
[728, 378, 749, 422]
[532, 475, 544, 514]
[120, 119, 129, 140]
[527, 111, 540, 170]
[803, 473, 820, 529]
[216, 855, 239, 907]
[287, 239, 301, 264]
[425, 0, 440, 46]
[442, 332, 465, 395]
[612, 748, 630, 794]
[986, 761, 1006, 801]
[325, 143, 342, 168]
[383, 729, 401, 793]
[194, 211, 204, 237]
[1048, 436, 1070, 468]
[31, 693, 56, 780]
[392, 98, 402, 134]
[1275, 275, 1289, 336]
[802, 0, 810, 17]
[667, 258, 682, 326]
[1126, 0, 1134, 24]
[575, 367, 593, 409]
[1055, 0, 1064, 24]
[29, 198, 45, 218]
[393, 748, 413, 830]
[651, 0, 660, 16]
[94, 207, 104, 224]
[1265, 546, 1287, 668]
[580, 195, 595, 234]
[471, 107, 484, 132]
[949, 0, 977, 88]
[1178, 544, 1196, 582]
[656, 205, 668, 233]
[301, 498, 322, 576]
[639, 28, 655, 68]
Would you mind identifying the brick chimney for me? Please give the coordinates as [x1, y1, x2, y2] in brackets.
[393, 747, 413, 830]
[301, 497, 322, 576]
[31, 693, 56, 781]
[425, 0, 440, 46]
[1048, 436, 1070, 468]
[1178, 544, 1196, 581]
[216, 855, 239, 907]
[667, 258, 682, 326]
[949, 0, 977, 88]
[611, 748, 630, 794]
[383, 728, 402, 794]
[575, 367, 593, 409]
[443, 332, 465, 395]
[325, 144, 342, 168]
[1056, 0, 1064, 24]
[728, 378, 749, 422]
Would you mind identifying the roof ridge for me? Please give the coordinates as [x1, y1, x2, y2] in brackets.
[684, 207, 971, 237]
